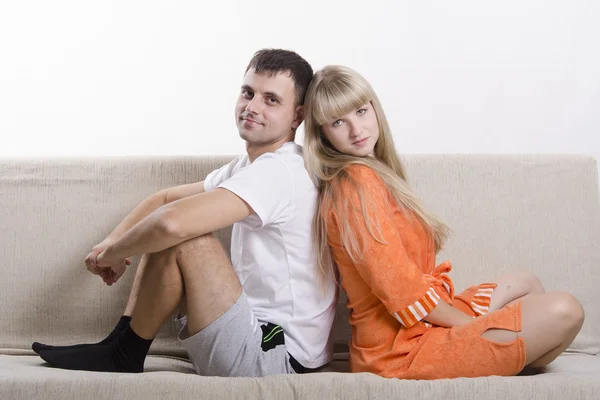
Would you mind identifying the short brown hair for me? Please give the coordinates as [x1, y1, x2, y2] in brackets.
[246, 49, 314, 106]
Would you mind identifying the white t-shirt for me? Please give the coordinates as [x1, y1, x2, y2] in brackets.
[203, 142, 337, 368]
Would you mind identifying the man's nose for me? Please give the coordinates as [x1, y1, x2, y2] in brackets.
[245, 96, 262, 115]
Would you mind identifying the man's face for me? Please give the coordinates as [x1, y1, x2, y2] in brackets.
[235, 68, 300, 146]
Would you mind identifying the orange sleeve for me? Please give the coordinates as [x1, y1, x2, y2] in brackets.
[332, 165, 440, 328]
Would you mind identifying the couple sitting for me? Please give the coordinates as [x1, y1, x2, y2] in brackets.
[34, 48, 584, 380]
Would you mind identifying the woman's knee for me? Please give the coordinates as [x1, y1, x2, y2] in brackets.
[508, 271, 544, 294]
[523, 272, 545, 294]
[490, 271, 545, 311]
[547, 292, 585, 330]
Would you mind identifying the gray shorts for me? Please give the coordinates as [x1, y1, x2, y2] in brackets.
[175, 291, 300, 377]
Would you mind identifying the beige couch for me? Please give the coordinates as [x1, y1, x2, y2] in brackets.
[1, 155, 599, 400]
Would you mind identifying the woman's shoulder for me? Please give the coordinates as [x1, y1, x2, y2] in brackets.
[328, 164, 393, 214]
[340, 163, 388, 192]
[343, 163, 379, 179]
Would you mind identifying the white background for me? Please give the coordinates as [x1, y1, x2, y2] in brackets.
[0, 0, 598, 175]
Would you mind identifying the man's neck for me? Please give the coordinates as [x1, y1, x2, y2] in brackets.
[246, 137, 295, 163]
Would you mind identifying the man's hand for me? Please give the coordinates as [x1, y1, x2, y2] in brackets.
[96, 249, 129, 286]
[84, 241, 130, 286]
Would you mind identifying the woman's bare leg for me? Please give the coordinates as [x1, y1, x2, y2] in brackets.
[481, 291, 584, 368]
[488, 272, 545, 313]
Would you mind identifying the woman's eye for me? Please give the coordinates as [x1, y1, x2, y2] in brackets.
[357, 108, 366, 116]
[332, 120, 343, 127]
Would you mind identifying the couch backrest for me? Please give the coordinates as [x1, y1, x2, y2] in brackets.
[1, 155, 598, 357]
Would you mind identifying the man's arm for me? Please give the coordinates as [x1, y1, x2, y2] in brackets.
[97, 188, 252, 263]
[103, 181, 206, 243]
[85, 181, 206, 283]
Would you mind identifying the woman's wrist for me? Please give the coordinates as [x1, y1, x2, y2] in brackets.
[424, 300, 474, 328]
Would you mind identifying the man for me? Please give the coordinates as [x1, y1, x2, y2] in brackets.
[33, 49, 337, 377]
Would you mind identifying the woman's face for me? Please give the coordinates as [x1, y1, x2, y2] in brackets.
[321, 102, 379, 157]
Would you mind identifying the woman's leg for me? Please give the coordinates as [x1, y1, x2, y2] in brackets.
[488, 272, 545, 313]
[481, 291, 584, 368]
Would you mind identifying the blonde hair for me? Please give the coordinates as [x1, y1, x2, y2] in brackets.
[303, 65, 450, 287]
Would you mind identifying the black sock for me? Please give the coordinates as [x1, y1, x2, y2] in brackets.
[39, 325, 153, 373]
[32, 315, 132, 354]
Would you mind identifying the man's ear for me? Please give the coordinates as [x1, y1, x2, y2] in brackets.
[292, 105, 305, 129]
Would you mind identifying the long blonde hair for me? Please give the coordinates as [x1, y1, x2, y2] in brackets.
[303, 65, 450, 287]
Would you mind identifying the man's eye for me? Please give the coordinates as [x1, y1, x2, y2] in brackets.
[267, 97, 278, 104]
[242, 90, 253, 98]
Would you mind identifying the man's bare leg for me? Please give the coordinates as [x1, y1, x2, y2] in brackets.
[39, 234, 242, 372]
[122, 253, 149, 316]
[126, 254, 189, 330]
[131, 234, 241, 340]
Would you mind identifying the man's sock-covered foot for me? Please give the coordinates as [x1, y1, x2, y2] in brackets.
[32, 315, 132, 354]
[38, 325, 152, 373]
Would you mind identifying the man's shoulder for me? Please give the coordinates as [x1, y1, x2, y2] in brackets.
[252, 143, 309, 177]
[226, 155, 250, 170]
[273, 141, 303, 156]
[255, 142, 303, 164]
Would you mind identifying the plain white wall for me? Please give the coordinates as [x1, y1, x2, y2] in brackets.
[1, 1, 598, 171]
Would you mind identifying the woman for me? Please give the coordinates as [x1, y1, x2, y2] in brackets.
[303, 65, 584, 379]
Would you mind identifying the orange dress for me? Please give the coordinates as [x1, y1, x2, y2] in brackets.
[327, 165, 525, 379]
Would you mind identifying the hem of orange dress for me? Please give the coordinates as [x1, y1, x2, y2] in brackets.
[512, 300, 527, 373]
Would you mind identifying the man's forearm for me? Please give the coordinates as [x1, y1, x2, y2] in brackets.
[101, 207, 182, 261]
[100, 186, 249, 263]
[424, 300, 474, 328]
[103, 191, 168, 243]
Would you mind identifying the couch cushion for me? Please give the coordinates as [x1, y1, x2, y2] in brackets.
[1, 354, 599, 400]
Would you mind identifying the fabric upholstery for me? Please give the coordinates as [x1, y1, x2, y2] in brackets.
[0, 155, 599, 399]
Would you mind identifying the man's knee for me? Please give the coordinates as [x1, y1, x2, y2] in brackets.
[176, 233, 218, 253]
[145, 246, 177, 266]
[175, 234, 227, 261]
